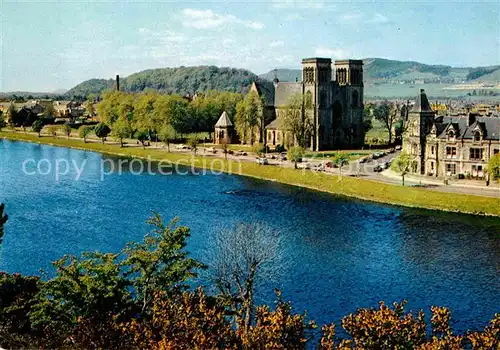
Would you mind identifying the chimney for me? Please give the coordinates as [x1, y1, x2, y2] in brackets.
[468, 113, 476, 126]
[116, 75, 120, 91]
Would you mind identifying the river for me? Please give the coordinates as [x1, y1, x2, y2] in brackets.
[0, 139, 499, 333]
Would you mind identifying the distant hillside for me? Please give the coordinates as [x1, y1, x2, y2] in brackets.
[65, 79, 115, 98]
[259, 69, 301, 83]
[259, 58, 500, 85]
[65, 66, 259, 98]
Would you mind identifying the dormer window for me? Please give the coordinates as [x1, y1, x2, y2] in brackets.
[474, 131, 481, 142]
[447, 130, 455, 140]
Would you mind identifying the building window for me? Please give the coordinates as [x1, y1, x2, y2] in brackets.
[474, 131, 481, 142]
[446, 146, 457, 159]
[447, 130, 455, 140]
[431, 146, 435, 155]
[494, 149, 499, 155]
[469, 148, 483, 160]
[446, 163, 457, 175]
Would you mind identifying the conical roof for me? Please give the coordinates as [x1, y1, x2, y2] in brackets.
[215, 111, 233, 127]
[412, 89, 433, 113]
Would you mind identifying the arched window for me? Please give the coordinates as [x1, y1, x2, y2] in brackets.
[474, 131, 481, 142]
[447, 129, 455, 140]
[351, 90, 359, 108]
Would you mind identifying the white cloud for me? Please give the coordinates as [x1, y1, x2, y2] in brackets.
[315, 47, 351, 59]
[181, 8, 264, 30]
[369, 13, 391, 24]
[269, 40, 285, 48]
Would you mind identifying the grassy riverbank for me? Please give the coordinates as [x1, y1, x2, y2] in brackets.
[1, 130, 499, 216]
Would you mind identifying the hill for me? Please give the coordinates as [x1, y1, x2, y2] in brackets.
[65, 66, 259, 98]
[259, 58, 500, 85]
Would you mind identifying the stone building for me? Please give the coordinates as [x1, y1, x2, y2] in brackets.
[253, 57, 364, 151]
[403, 89, 500, 179]
[214, 111, 236, 144]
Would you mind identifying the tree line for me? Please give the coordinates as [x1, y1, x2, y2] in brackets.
[0, 206, 498, 349]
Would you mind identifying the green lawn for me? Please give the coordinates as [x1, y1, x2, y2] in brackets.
[2, 130, 499, 216]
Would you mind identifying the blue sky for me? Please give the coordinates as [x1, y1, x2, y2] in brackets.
[1, 0, 499, 92]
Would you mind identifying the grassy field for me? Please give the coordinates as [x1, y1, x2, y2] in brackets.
[1, 130, 499, 216]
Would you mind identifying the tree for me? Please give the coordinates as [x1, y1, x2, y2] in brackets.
[391, 152, 413, 186]
[123, 213, 205, 313]
[157, 123, 176, 152]
[234, 91, 262, 144]
[94, 122, 111, 143]
[187, 135, 199, 156]
[112, 117, 132, 147]
[61, 123, 72, 139]
[78, 125, 93, 143]
[0, 203, 8, 245]
[219, 139, 229, 160]
[287, 146, 304, 169]
[208, 222, 282, 334]
[278, 93, 313, 148]
[84, 94, 96, 117]
[5, 103, 19, 127]
[135, 129, 149, 149]
[31, 119, 44, 137]
[133, 92, 157, 141]
[0, 111, 5, 131]
[46, 125, 58, 137]
[333, 153, 349, 178]
[373, 101, 401, 145]
[487, 153, 500, 182]
[43, 104, 56, 119]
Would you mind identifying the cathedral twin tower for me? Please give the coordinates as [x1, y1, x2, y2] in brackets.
[298, 57, 364, 150]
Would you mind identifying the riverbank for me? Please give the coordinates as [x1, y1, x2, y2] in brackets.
[1, 130, 499, 216]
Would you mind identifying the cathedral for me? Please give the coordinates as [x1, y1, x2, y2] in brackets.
[251, 57, 365, 151]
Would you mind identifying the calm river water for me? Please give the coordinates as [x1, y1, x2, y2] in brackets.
[0, 139, 499, 333]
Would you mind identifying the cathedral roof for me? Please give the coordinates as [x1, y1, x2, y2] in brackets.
[411, 89, 434, 113]
[251, 81, 275, 106]
[274, 82, 302, 106]
[215, 111, 233, 128]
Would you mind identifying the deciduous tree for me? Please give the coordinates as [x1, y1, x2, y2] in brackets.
[208, 222, 282, 334]
[278, 93, 313, 148]
[373, 101, 401, 145]
[288, 146, 304, 169]
[78, 125, 93, 143]
[31, 119, 44, 137]
[94, 122, 111, 143]
[391, 151, 413, 186]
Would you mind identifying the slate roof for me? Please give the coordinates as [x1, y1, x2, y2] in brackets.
[215, 111, 233, 127]
[274, 82, 302, 106]
[436, 115, 500, 140]
[252, 81, 275, 106]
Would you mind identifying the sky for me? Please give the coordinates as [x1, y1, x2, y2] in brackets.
[1, 0, 499, 92]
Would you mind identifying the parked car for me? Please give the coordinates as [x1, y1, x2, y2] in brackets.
[374, 164, 384, 172]
[395, 145, 402, 150]
[205, 147, 216, 154]
[176, 144, 191, 150]
[383, 161, 391, 169]
[359, 157, 368, 164]
[234, 150, 247, 156]
[255, 157, 269, 165]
